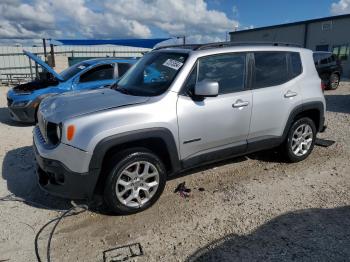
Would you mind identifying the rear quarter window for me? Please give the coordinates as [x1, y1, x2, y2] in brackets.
[290, 52, 303, 78]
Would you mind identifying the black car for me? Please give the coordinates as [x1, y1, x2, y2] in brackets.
[313, 52, 342, 90]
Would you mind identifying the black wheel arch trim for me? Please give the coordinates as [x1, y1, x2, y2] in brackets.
[282, 101, 325, 139]
[331, 71, 341, 77]
[89, 127, 181, 175]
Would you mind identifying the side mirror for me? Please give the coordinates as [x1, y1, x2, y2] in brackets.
[194, 80, 219, 97]
[71, 77, 79, 89]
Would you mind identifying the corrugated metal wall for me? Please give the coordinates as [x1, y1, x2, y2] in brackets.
[0, 45, 149, 84]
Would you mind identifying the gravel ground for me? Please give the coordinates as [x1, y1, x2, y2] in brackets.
[0, 83, 349, 262]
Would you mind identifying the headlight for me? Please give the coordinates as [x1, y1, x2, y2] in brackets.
[13, 100, 30, 107]
[56, 124, 62, 141]
[47, 122, 61, 145]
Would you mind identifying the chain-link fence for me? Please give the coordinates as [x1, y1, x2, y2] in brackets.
[0, 45, 149, 86]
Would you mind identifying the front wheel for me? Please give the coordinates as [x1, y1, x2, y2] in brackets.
[285, 117, 316, 163]
[103, 148, 166, 215]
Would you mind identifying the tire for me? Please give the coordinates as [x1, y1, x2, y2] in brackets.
[329, 73, 340, 90]
[103, 148, 166, 215]
[284, 117, 316, 163]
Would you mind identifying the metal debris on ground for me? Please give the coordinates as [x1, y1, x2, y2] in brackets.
[174, 182, 191, 198]
[315, 138, 336, 147]
[103, 243, 143, 262]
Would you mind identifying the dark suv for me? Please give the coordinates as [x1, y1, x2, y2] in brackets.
[313, 52, 342, 90]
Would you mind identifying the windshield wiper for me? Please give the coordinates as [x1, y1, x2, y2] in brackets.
[115, 86, 132, 95]
[110, 83, 118, 90]
[118, 88, 129, 94]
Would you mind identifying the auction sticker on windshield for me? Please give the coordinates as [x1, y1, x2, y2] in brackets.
[163, 59, 183, 70]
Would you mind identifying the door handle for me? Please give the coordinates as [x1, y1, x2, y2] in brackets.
[232, 100, 249, 108]
[284, 91, 298, 98]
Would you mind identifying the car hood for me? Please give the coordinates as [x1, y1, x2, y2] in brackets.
[39, 88, 149, 122]
[24, 50, 64, 81]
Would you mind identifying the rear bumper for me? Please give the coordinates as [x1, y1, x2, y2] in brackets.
[34, 142, 99, 200]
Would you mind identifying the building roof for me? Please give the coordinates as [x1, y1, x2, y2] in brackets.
[54, 38, 170, 48]
[83, 57, 137, 65]
[230, 13, 350, 35]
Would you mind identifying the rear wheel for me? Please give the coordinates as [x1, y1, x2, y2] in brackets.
[285, 117, 316, 162]
[329, 73, 340, 90]
[103, 148, 166, 215]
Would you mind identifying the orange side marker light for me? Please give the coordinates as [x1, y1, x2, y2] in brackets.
[67, 125, 75, 141]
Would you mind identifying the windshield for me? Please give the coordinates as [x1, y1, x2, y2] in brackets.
[117, 52, 188, 96]
[60, 62, 90, 81]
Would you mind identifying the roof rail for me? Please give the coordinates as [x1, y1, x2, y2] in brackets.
[153, 41, 302, 51]
[195, 41, 302, 50]
[153, 44, 201, 51]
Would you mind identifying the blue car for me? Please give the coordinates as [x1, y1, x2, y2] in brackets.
[7, 50, 136, 123]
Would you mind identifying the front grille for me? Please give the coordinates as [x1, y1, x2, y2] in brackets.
[37, 111, 48, 144]
[36, 112, 60, 146]
[34, 126, 46, 145]
[7, 97, 13, 106]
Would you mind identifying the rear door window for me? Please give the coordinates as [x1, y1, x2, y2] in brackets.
[117, 63, 133, 78]
[313, 53, 320, 65]
[320, 53, 331, 65]
[253, 52, 288, 88]
[79, 64, 114, 83]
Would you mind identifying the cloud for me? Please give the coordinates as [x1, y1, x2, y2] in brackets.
[0, 0, 239, 43]
[48, 0, 152, 38]
[0, 0, 56, 39]
[331, 0, 350, 15]
[105, 0, 238, 42]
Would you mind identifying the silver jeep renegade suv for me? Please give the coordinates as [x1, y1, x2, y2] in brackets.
[33, 43, 326, 214]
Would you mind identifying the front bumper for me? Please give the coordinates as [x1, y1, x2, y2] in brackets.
[34, 143, 99, 200]
[8, 102, 36, 123]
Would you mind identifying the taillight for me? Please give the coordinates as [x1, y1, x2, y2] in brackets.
[321, 81, 326, 91]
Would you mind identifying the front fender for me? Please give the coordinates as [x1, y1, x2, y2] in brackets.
[88, 127, 181, 174]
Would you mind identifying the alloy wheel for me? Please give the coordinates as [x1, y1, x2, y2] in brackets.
[115, 161, 160, 208]
[291, 123, 314, 157]
[330, 74, 339, 89]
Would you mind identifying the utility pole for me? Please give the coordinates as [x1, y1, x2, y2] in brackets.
[50, 43, 55, 67]
[42, 38, 47, 62]
[176, 36, 186, 45]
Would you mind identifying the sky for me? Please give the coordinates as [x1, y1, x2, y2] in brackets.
[0, 0, 349, 45]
